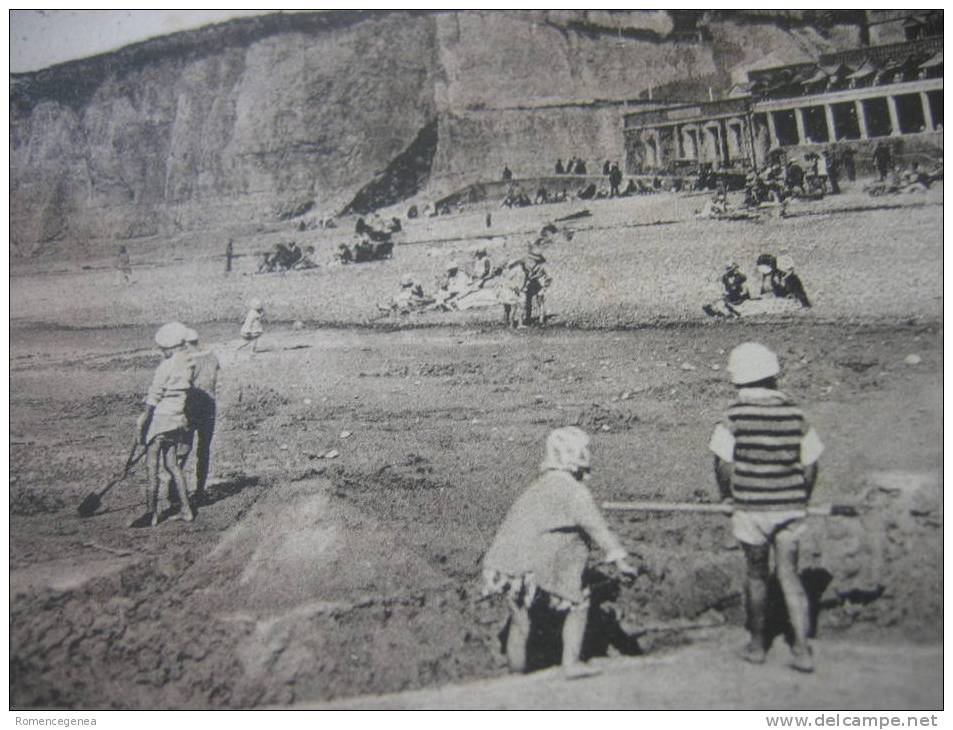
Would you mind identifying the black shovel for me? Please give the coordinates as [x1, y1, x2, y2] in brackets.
[77, 437, 147, 517]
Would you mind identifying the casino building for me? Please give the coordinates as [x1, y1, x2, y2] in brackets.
[623, 15, 942, 175]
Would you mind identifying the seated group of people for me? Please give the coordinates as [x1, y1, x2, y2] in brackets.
[501, 186, 534, 208]
[409, 202, 454, 219]
[378, 231, 556, 328]
[355, 216, 401, 240]
[440, 240, 553, 327]
[744, 163, 806, 207]
[507, 180, 649, 208]
[336, 238, 395, 264]
[336, 216, 403, 264]
[864, 161, 942, 196]
[704, 253, 811, 319]
[742, 150, 840, 208]
[378, 250, 496, 315]
[257, 241, 318, 273]
[576, 176, 663, 200]
[534, 187, 570, 205]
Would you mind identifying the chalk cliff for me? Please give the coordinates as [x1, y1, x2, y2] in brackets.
[10, 10, 871, 256]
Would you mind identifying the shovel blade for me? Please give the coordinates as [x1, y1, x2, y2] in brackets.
[77, 492, 102, 517]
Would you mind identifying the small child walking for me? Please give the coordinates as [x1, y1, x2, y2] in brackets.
[482, 427, 638, 679]
[239, 298, 264, 352]
[135, 322, 196, 527]
[709, 342, 824, 672]
[116, 245, 132, 285]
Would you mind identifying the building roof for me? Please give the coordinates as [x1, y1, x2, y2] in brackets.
[920, 51, 943, 68]
[846, 60, 879, 79]
[744, 38, 942, 101]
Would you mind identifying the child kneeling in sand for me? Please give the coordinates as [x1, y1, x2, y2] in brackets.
[134, 322, 196, 527]
[709, 342, 823, 672]
[482, 426, 637, 679]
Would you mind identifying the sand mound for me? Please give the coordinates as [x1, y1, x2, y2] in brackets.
[203, 477, 447, 613]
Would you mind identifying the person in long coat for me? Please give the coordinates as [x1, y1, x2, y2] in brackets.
[483, 427, 637, 678]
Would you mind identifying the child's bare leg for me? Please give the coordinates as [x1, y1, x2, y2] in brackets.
[164, 445, 194, 522]
[775, 529, 813, 671]
[131, 442, 159, 526]
[505, 597, 530, 673]
[741, 543, 769, 662]
[562, 600, 600, 678]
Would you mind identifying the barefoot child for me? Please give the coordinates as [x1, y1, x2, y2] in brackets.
[135, 322, 196, 526]
[482, 427, 638, 678]
[239, 298, 264, 352]
[709, 342, 823, 672]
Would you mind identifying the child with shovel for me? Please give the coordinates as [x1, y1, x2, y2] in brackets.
[134, 322, 196, 527]
[482, 426, 638, 679]
[709, 342, 824, 672]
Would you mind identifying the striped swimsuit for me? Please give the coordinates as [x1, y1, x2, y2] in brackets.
[725, 392, 810, 510]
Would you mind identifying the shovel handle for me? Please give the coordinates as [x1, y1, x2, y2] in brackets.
[601, 501, 858, 518]
[124, 436, 140, 467]
[98, 438, 147, 498]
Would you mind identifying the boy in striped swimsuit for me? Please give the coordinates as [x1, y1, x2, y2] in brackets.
[709, 342, 823, 672]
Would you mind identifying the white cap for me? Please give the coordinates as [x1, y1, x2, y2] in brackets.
[447, 261, 459, 270]
[249, 298, 263, 311]
[400, 274, 414, 287]
[540, 426, 592, 474]
[727, 342, 780, 385]
[155, 322, 187, 349]
[183, 327, 199, 344]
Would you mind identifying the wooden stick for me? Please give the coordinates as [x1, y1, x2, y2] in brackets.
[601, 501, 858, 517]
[628, 617, 726, 636]
[82, 541, 133, 558]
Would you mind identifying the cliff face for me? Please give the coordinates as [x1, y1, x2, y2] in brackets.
[10, 10, 866, 256]
[11, 11, 439, 254]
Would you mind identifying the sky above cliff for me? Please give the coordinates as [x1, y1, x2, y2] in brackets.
[10, 10, 279, 73]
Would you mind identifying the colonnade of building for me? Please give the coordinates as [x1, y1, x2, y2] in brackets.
[625, 77, 942, 173]
[754, 78, 942, 149]
[635, 116, 748, 171]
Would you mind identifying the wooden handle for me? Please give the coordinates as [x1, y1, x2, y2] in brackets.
[602, 501, 733, 515]
[601, 501, 857, 518]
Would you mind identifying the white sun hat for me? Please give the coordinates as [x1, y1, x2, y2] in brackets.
[727, 342, 781, 385]
[155, 322, 187, 349]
